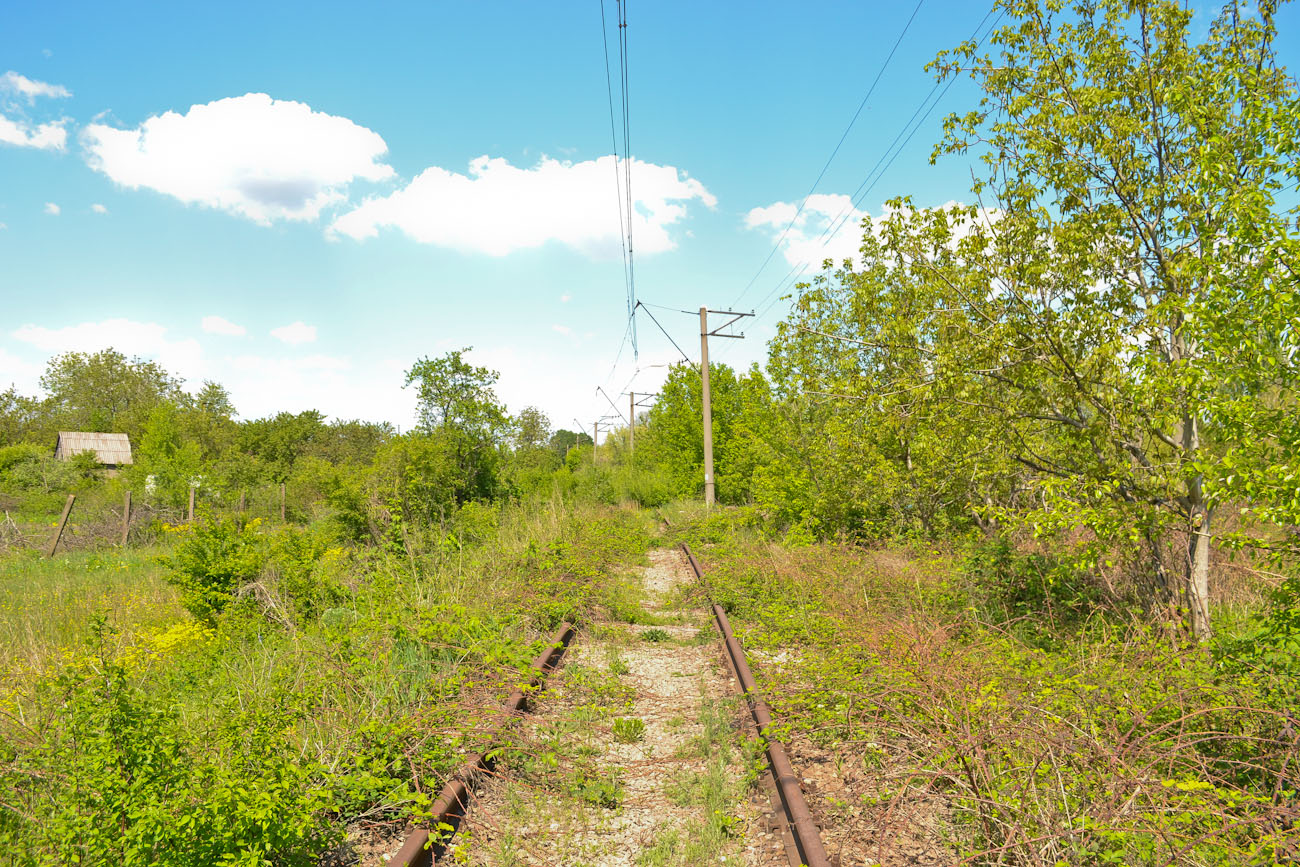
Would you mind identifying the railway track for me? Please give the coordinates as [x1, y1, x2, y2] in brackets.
[388, 623, 577, 867]
[387, 545, 829, 866]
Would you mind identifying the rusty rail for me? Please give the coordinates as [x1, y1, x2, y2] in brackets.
[681, 543, 832, 867]
[388, 621, 577, 867]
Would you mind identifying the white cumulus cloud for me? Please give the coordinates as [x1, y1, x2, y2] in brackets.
[11, 318, 204, 386]
[201, 315, 246, 337]
[270, 321, 317, 345]
[329, 155, 715, 257]
[745, 193, 869, 272]
[82, 93, 395, 224]
[91, 203, 108, 214]
[43, 202, 59, 216]
[1, 71, 70, 102]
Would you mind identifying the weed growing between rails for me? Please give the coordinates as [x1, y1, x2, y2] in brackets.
[663, 506, 1300, 866]
[446, 548, 785, 867]
[0, 500, 653, 865]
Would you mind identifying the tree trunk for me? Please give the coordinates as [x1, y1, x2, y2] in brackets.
[1143, 528, 1176, 616]
[1184, 502, 1212, 641]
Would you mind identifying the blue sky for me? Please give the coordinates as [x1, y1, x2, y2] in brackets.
[2, 1, 1296, 436]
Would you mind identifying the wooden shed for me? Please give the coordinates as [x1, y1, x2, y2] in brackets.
[54, 432, 134, 467]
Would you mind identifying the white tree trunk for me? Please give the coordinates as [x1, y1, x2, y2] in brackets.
[1184, 506, 1212, 640]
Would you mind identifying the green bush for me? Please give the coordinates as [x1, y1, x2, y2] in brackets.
[0, 621, 337, 866]
[161, 518, 269, 624]
[962, 535, 1109, 637]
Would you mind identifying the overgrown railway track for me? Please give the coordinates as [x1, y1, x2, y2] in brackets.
[389, 622, 577, 867]
[681, 543, 831, 867]
[388, 545, 829, 867]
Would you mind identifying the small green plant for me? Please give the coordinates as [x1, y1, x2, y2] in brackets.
[611, 717, 646, 744]
[640, 627, 670, 643]
[607, 647, 630, 676]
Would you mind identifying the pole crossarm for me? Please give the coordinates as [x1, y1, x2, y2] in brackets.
[704, 309, 754, 338]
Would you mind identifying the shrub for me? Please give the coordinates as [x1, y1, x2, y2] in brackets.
[161, 517, 268, 624]
[962, 535, 1109, 636]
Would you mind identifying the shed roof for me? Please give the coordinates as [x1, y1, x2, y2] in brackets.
[55, 432, 133, 466]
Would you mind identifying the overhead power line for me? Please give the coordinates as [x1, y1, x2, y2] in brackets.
[599, 0, 637, 363]
[599, 0, 632, 337]
[739, 6, 1006, 332]
[636, 301, 694, 366]
[619, 0, 637, 360]
[732, 0, 927, 309]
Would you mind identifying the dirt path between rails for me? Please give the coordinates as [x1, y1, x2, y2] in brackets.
[445, 548, 788, 867]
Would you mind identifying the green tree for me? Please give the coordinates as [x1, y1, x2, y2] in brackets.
[404, 349, 508, 503]
[548, 429, 591, 458]
[39, 349, 183, 440]
[305, 419, 394, 466]
[0, 387, 47, 446]
[405, 348, 507, 439]
[134, 403, 204, 509]
[513, 406, 552, 452]
[911, 0, 1299, 637]
[639, 362, 762, 504]
[236, 411, 326, 483]
[180, 381, 238, 459]
[770, 207, 1023, 538]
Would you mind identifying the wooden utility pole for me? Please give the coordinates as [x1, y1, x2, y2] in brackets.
[238, 490, 246, 513]
[624, 392, 658, 464]
[120, 489, 132, 547]
[46, 494, 76, 558]
[187, 486, 196, 522]
[280, 483, 287, 522]
[699, 307, 753, 506]
[700, 308, 714, 504]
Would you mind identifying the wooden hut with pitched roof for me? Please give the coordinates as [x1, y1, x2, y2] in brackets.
[53, 432, 133, 469]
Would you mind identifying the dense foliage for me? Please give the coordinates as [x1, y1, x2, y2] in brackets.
[614, 0, 1300, 639]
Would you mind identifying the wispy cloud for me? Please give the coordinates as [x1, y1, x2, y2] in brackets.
[43, 202, 59, 216]
[201, 315, 246, 337]
[744, 193, 868, 272]
[11, 318, 203, 387]
[0, 71, 70, 103]
[270, 321, 317, 345]
[0, 115, 67, 150]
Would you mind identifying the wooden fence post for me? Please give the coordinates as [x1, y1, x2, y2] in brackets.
[280, 483, 286, 522]
[120, 489, 132, 547]
[238, 490, 246, 513]
[187, 486, 195, 522]
[46, 494, 76, 558]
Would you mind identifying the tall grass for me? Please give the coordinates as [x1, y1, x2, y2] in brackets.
[0, 547, 181, 679]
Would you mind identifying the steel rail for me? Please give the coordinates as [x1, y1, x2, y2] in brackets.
[681, 543, 832, 867]
[389, 621, 577, 867]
